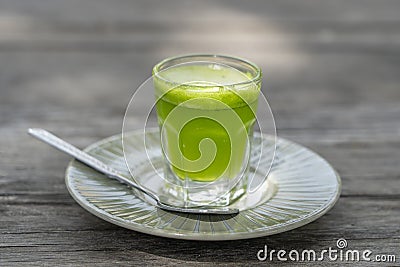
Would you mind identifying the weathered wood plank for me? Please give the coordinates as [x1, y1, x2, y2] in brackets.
[0, 53, 399, 112]
[0, 198, 399, 266]
[1, 122, 400, 196]
[1, 0, 400, 23]
[1, 0, 400, 57]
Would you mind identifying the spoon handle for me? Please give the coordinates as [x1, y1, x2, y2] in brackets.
[28, 128, 239, 215]
[28, 128, 160, 202]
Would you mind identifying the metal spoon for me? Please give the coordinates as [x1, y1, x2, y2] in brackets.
[28, 128, 239, 215]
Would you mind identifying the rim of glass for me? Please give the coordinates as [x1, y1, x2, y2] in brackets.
[152, 54, 262, 88]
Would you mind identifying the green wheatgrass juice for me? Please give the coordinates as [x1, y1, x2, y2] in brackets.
[154, 63, 260, 182]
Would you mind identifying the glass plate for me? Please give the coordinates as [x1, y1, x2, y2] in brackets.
[65, 128, 341, 241]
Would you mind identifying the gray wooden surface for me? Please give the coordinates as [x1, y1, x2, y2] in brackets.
[1, 0, 400, 266]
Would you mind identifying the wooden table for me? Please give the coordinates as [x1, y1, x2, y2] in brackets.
[1, 0, 399, 266]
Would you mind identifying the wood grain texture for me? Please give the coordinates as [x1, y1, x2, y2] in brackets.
[0, 0, 399, 266]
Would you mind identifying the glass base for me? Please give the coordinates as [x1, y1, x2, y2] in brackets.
[163, 164, 247, 207]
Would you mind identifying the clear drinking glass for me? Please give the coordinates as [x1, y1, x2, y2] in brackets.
[153, 54, 262, 207]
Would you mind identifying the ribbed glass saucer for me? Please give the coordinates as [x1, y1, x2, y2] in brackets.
[65, 128, 341, 241]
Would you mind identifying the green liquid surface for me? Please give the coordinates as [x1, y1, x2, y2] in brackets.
[154, 63, 260, 182]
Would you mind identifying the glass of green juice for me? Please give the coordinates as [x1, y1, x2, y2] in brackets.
[153, 54, 261, 207]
